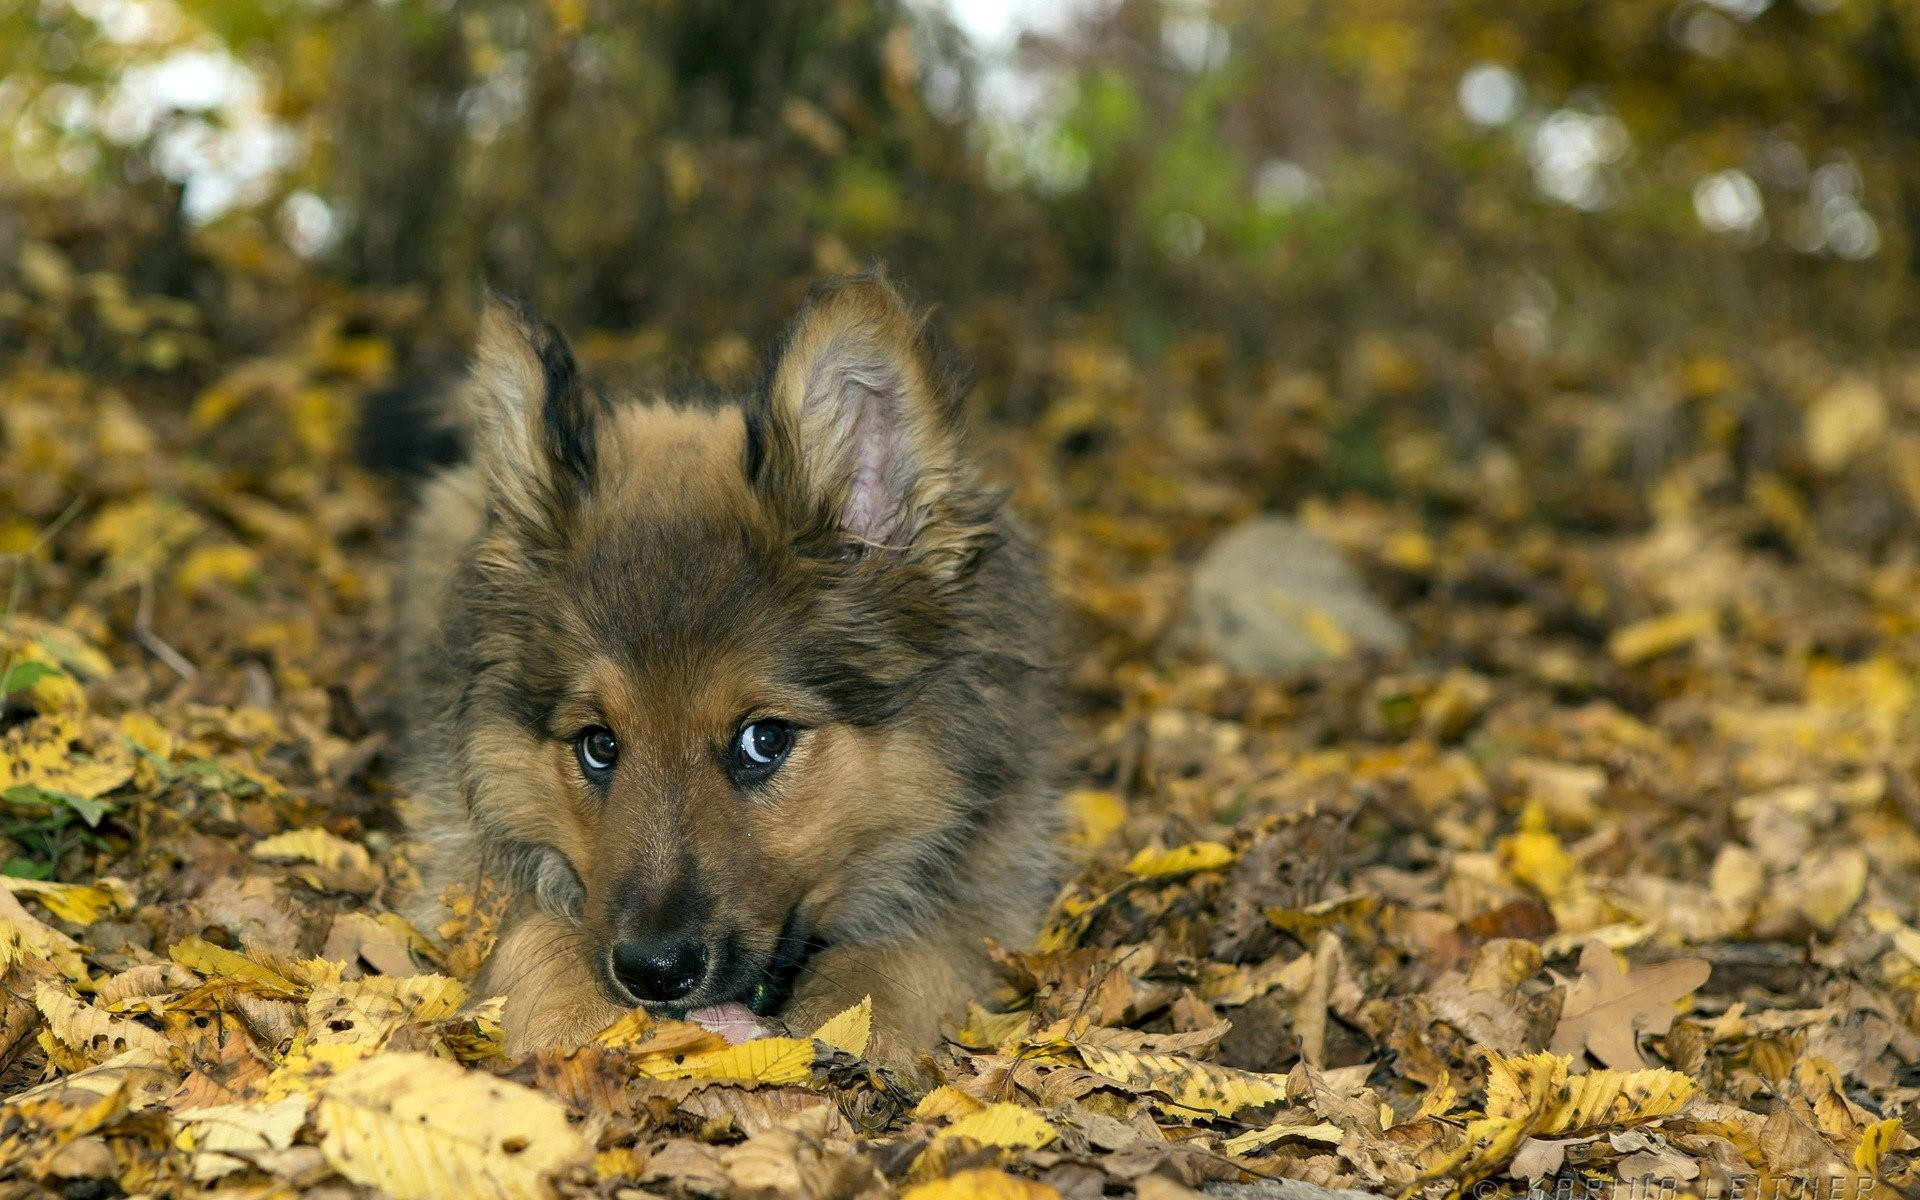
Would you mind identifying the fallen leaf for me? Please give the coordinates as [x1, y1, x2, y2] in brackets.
[632, 1036, 815, 1085]
[315, 1052, 586, 1200]
[1125, 841, 1236, 877]
[811, 994, 872, 1057]
[1549, 942, 1710, 1070]
[938, 1103, 1060, 1149]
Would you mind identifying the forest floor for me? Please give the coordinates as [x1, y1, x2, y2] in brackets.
[3, 219, 1920, 1200]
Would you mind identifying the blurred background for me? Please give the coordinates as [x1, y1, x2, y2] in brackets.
[4, 0, 1920, 705]
[8, 0, 1920, 536]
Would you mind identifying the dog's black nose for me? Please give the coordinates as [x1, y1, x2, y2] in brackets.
[611, 937, 706, 1003]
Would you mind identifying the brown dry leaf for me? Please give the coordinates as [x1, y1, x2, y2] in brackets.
[176, 1094, 312, 1182]
[1549, 941, 1710, 1070]
[35, 982, 172, 1063]
[1221, 1118, 1343, 1155]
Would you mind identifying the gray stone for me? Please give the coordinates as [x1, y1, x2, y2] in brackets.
[1206, 1181, 1388, 1200]
[1181, 517, 1408, 676]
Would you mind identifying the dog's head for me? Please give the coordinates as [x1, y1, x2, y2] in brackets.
[448, 276, 1014, 1015]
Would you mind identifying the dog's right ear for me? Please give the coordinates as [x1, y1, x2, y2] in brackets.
[465, 294, 598, 544]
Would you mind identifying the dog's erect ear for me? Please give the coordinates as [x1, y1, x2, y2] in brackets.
[762, 276, 989, 567]
[465, 294, 598, 543]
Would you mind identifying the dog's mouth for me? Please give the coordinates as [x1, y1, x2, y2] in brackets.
[605, 908, 823, 1022]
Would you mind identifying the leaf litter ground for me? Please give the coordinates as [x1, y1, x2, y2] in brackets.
[3, 233, 1920, 1200]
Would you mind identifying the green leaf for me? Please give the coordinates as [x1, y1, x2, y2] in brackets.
[2, 783, 110, 827]
[2, 856, 55, 880]
[0, 659, 60, 695]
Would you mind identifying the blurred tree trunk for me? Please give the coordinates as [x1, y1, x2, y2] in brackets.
[330, 1, 469, 287]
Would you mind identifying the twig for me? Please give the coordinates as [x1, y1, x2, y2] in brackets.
[134, 575, 197, 681]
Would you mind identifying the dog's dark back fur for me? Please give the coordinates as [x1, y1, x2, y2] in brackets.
[390, 275, 1061, 1058]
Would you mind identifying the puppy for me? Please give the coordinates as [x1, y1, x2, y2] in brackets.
[392, 275, 1060, 1065]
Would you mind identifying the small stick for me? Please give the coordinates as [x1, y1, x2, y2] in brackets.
[135, 575, 197, 681]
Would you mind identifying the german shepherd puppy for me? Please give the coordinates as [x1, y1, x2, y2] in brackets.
[392, 275, 1060, 1065]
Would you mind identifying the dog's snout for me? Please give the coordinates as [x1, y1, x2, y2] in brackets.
[611, 935, 706, 1003]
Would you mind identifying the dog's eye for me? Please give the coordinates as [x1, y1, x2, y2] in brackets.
[575, 726, 618, 782]
[731, 719, 794, 781]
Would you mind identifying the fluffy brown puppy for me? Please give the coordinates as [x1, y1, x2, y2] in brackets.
[393, 275, 1060, 1066]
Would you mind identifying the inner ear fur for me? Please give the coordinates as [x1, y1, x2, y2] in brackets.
[760, 274, 996, 575]
[465, 293, 599, 545]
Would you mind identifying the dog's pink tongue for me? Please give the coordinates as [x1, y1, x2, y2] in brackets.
[686, 1003, 767, 1045]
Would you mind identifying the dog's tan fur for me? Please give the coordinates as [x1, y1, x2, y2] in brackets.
[393, 276, 1060, 1065]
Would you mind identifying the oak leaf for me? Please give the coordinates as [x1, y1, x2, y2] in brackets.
[1549, 941, 1709, 1070]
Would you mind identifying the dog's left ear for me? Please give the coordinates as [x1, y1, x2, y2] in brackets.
[761, 275, 993, 571]
[465, 293, 598, 546]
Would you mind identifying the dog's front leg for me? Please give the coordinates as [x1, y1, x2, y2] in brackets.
[477, 907, 628, 1055]
[779, 933, 983, 1070]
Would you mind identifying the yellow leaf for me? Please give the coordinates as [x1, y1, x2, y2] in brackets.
[1382, 528, 1435, 573]
[1497, 829, 1576, 900]
[1066, 789, 1127, 854]
[1425, 1051, 1699, 1188]
[1075, 1044, 1285, 1116]
[4, 641, 84, 713]
[174, 543, 260, 595]
[947, 1002, 1032, 1051]
[0, 888, 88, 980]
[1807, 376, 1886, 473]
[633, 1036, 815, 1085]
[1856, 1117, 1903, 1173]
[1, 713, 134, 800]
[811, 995, 872, 1057]
[1222, 1120, 1343, 1155]
[1, 876, 131, 925]
[937, 1103, 1059, 1149]
[83, 495, 203, 574]
[1608, 609, 1716, 665]
[1125, 841, 1236, 878]
[119, 710, 174, 762]
[169, 937, 305, 996]
[1485, 1051, 1696, 1135]
[305, 975, 471, 1049]
[914, 1085, 987, 1122]
[316, 1052, 586, 1200]
[252, 827, 375, 875]
[252, 826, 382, 895]
[902, 1168, 1061, 1200]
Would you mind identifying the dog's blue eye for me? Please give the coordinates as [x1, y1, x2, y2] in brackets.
[734, 720, 793, 777]
[575, 726, 618, 781]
